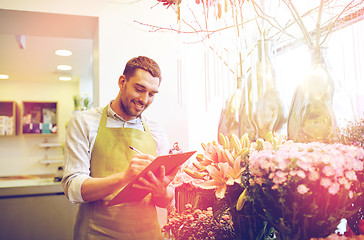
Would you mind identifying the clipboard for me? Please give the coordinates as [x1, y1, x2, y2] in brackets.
[105, 151, 196, 207]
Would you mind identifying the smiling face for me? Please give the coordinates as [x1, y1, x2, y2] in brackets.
[112, 68, 160, 121]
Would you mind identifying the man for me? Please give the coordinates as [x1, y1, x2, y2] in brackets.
[62, 56, 176, 239]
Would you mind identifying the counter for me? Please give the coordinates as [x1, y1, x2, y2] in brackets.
[0, 176, 78, 240]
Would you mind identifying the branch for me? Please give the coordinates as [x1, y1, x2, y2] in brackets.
[250, 0, 298, 41]
[284, 0, 314, 47]
[315, 0, 325, 47]
[134, 16, 257, 38]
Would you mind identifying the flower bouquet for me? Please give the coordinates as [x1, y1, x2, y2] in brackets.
[249, 141, 364, 240]
[173, 132, 283, 239]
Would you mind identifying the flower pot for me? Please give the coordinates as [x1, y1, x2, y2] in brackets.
[241, 39, 285, 140]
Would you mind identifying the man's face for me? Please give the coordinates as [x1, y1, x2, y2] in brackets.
[117, 69, 160, 121]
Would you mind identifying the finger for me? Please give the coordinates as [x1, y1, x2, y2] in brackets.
[134, 177, 151, 189]
[157, 165, 166, 179]
[146, 171, 159, 184]
[132, 183, 149, 191]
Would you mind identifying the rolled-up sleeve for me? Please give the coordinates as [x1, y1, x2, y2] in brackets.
[62, 112, 96, 204]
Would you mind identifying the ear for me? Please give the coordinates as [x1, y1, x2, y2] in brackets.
[118, 75, 126, 89]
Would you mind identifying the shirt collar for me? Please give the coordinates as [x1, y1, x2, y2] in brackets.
[107, 101, 142, 124]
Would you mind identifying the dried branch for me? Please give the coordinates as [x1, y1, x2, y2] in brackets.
[134, 16, 258, 43]
[316, 0, 325, 47]
[284, 0, 314, 47]
[250, 0, 298, 41]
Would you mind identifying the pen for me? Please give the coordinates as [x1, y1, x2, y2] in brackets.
[129, 146, 143, 154]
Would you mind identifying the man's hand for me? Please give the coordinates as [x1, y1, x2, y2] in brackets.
[132, 165, 180, 207]
[124, 153, 155, 182]
[80, 153, 155, 202]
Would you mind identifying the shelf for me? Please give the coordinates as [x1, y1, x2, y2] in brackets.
[21, 101, 57, 135]
[0, 101, 17, 136]
[39, 159, 64, 165]
[39, 143, 62, 148]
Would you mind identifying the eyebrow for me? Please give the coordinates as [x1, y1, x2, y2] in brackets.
[135, 83, 159, 94]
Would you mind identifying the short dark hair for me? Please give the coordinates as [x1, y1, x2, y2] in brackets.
[123, 56, 162, 83]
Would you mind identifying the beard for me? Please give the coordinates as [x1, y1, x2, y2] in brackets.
[118, 97, 146, 120]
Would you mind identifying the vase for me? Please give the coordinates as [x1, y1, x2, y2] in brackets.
[287, 46, 336, 142]
[175, 184, 217, 213]
[218, 76, 244, 138]
[240, 39, 285, 140]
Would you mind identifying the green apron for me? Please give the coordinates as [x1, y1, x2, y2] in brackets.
[73, 106, 163, 240]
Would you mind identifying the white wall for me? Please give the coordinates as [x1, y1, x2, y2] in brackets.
[0, 80, 78, 176]
[95, 1, 227, 152]
[96, 2, 192, 150]
[0, 1, 203, 176]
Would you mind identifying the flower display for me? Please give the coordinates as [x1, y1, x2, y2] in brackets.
[172, 132, 283, 239]
[168, 129, 364, 240]
[249, 141, 364, 240]
[179, 132, 283, 199]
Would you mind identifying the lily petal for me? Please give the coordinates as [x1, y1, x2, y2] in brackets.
[199, 179, 221, 189]
[215, 184, 227, 199]
[206, 165, 223, 180]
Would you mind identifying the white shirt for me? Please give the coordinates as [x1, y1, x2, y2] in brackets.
[62, 103, 170, 204]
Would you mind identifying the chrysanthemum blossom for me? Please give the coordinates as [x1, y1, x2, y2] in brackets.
[297, 184, 309, 194]
[248, 142, 364, 196]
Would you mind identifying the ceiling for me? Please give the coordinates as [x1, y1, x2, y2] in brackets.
[0, 9, 98, 83]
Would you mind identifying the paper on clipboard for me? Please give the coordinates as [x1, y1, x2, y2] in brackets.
[105, 151, 196, 207]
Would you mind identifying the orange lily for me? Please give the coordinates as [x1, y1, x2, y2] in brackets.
[229, 156, 245, 184]
[203, 143, 224, 163]
[199, 162, 234, 199]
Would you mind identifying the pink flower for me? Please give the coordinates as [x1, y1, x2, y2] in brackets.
[338, 177, 351, 190]
[309, 170, 319, 181]
[323, 166, 335, 177]
[328, 182, 340, 195]
[297, 184, 309, 194]
[263, 141, 274, 151]
[320, 178, 332, 188]
[345, 170, 357, 181]
[272, 171, 287, 185]
[296, 170, 306, 178]
[289, 170, 297, 176]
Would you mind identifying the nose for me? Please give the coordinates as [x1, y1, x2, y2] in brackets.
[138, 92, 149, 105]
